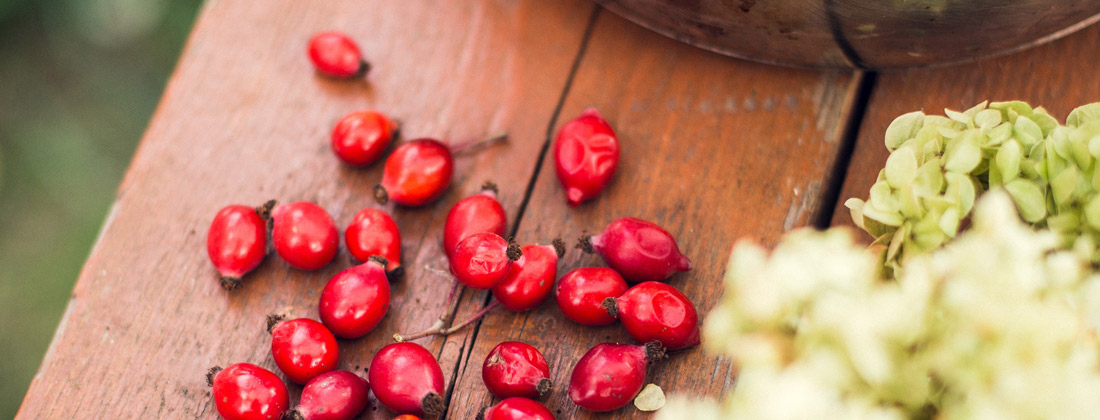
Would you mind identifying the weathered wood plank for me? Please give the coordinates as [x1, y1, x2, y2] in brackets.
[16, 0, 594, 418]
[445, 9, 861, 419]
[831, 23, 1100, 230]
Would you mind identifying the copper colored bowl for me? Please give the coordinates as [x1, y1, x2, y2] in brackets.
[596, 0, 1100, 69]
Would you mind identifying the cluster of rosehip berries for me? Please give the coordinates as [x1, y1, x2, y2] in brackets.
[203, 31, 699, 420]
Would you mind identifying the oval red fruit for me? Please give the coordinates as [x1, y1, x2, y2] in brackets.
[345, 208, 402, 274]
[493, 243, 561, 312]
[332, 110, 396, 166]
[608, 281, 700, 351]
[375, 139, 454, 207]
[580, 217, 690, 283]
[319, 258, 391, 339]
[369, 342, 445, 417]
[443, 183, 506, 261]
[482, 342, 552, 399]
[272, 202, 339, 271]
[270, 317, 339, 385]
[451, 232, 520, 289]
[206, 201, 273, 290]
[553, 108, 619, 206]
[308, 31, 369, 78]
[289, 370, 371, 420]
[568, 342, 664, 412]
[555, 267, 628, 326]
[480, 397, 555, 420]
[208, 363, 289, 420]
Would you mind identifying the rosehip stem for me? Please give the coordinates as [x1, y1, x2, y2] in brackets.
[450, 132, 508, 155]
[393, 279, 464, 343]
[394, 300, 502, 342]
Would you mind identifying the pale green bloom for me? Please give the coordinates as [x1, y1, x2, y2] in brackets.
[662, 192, 1100, 420]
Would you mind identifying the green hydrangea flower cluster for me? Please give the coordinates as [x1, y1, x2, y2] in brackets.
[845, 101, 1100, 271]
[659, 193, 1100, 420]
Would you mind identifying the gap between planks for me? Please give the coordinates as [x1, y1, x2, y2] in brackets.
[813, 70, 876, 228]
[436, 6, 603, 419]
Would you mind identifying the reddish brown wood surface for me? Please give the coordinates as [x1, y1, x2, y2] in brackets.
[832, 23, 1100, 230]
[445, 10, 861, 420]
[16, 0, 594, 418]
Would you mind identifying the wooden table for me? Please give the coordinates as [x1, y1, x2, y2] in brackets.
[16, 1, 1100, 418]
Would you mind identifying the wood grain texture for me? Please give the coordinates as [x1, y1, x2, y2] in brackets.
[831, 23, 1100, 230]
[445, 10, 861, 420]
[15, 0, 593, 418]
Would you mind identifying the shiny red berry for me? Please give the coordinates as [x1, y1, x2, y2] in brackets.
[345, 208, 402, 275]
[578, 217, 690, 283]
[493, 241, 563, 312]
[482, 342, 552, 399]
[393, 416, 422, 420]
[268, 316, 339, 385]
[553, 108, 619, 206]
[206, 200, 274, 290]
[605, 281, 700, 351]
[285, 370, 371, 420]
[479, 397, 556, 420]
[568, 342, 665, 412]
[207, 363, 289, 420]
[319, 257, 392, 339]
[331, 110, 397, 166]
[451, 232, 521, 289]
[368, 342, 445, 417]
[374, 138, 454, 207]
[272, 202, 339, 271]
[555, 267, 628, 326]
[308, 31, 369, 78]
[443, 182, 506, 261]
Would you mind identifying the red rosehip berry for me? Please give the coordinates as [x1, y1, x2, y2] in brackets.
[206, 363, 289, 420]
[578, 217, 690, 283]
[319, 257, 392, 339]
[374, 139, 454, 207]
[272, 201, 339, 271]
[604, 281, 700, 351]
[482, 341, 552, 399]
[451, 232, 522, 290]
[308, 31, 369, 78]
[368, 342, 445, 417]
[553, 108, 620, 206]
[393, 416, 422, 420]
[285, 370, 371, 420]
[268, 316, 339, 385]
[443, 182, 507, 262]
[555, 267, 629, 326]
[206, 200, 275, 290]
[331, 110, 397, 166]
[568, 342, 665, 412]
[345, 207, 402, 276]
[478, 397, 555, 420]
[492, 241, 564, 312]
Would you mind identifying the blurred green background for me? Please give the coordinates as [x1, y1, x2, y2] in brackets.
[0, 0, 203, 416]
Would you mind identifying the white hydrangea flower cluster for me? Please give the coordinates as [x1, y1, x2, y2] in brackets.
[845, 101, 1100, 272]
[660, 192, 1100, 420]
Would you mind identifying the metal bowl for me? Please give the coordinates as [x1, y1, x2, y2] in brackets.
[595, 0, 1100, 69]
